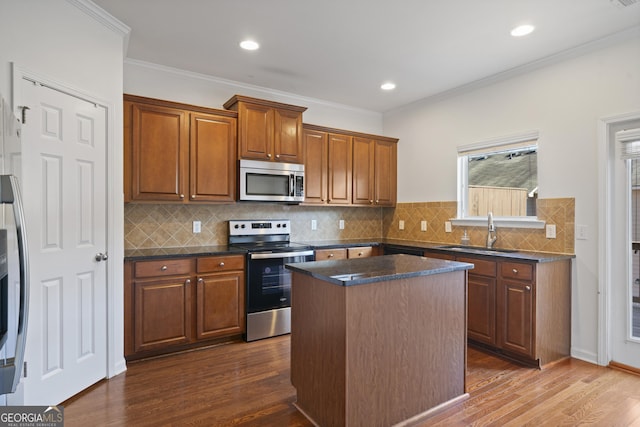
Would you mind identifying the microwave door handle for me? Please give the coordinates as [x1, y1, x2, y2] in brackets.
[290, 174, 295, 197]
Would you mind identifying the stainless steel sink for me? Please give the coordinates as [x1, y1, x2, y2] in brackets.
[435, 245, 518, 254]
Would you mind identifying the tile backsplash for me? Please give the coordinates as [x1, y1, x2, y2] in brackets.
[125, 198, 575, 254]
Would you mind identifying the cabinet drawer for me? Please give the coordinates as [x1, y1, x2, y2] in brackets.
[197, 255, 245, 273]
[315, 248, 347, 261]
[134, 259, 192, 278]
[347, 246, 373, 258]
[424, 251, 456, 261]
[501, 262, 534, 281]
[457, 257, 496, 277]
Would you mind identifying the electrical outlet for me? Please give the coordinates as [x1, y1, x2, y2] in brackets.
[192, 220, 201, 234]
[576, 224, 588, 240]
[311, 219, 317, 230]
[546, 224, 556, 239]
[399, 220, 405, 230]
[339, 219, 345, 230]
[421, 220, 427, 232]
[445, 221, 452, 233]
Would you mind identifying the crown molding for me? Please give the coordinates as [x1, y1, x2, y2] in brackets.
[66, 0, 131, 55]
[124, 58, 381, 118]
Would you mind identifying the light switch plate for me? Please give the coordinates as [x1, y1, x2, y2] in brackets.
[576, 224, 587, 240]
[399, 220, 405, 230]
[339, 219, 345, 230]
[445, 221, 452, 233]
[311, 219, 317, 230]
[421, 220, 427, 232]
[546, 224, 556, 239]
[193, 221, 201, 234]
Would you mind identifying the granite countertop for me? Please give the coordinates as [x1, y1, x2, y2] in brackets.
[285, 254, 473, 286]
[124, 245, 246, 261]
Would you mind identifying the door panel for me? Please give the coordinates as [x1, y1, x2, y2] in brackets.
[21, 80, 107, 404]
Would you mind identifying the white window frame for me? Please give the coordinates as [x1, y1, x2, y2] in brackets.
[452, 130, 545, 229]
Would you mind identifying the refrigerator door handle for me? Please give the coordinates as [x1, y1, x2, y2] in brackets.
[0, 175, 30, 394]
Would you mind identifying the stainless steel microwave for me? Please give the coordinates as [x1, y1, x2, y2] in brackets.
[239, 159, 304, 203]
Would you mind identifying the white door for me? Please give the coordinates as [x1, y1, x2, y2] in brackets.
[608, 118, 640, 370]
[20, 79, 108, 404]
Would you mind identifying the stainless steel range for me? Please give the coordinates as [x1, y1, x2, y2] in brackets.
[229, 220, 314, 342]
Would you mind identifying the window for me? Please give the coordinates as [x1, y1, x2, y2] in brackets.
[456, 131, 540, 226]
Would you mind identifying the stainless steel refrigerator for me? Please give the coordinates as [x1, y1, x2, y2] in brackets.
[0, 94, 29, 399]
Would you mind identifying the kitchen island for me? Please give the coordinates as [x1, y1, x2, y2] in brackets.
[286, 254, 473, 427]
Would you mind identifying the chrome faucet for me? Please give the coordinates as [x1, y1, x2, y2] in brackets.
[486, 212, 497, 249]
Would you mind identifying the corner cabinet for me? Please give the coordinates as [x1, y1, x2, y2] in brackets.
[424, 250, 571, 368]
[124, 95, 237, 203]
[302, 124, 397, 207]
[124, 254, 245, 360]
[223, 95, 307, 164]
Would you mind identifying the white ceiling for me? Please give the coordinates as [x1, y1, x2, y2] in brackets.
[92, 0, 640, 112]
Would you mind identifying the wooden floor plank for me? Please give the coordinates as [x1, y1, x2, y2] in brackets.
[63, 337, 640, 426]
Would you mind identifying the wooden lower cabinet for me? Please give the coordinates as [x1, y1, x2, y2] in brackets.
[424, 250, 571, 367]
[125, 254, 245, 360]
[315, 246, 376, 261]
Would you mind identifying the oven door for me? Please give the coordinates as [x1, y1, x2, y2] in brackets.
[246, 250, 314, 313]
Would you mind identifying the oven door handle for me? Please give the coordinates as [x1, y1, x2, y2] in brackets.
[250, 250, 314, 260]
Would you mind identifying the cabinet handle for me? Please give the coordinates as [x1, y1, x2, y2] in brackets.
[219, 262, 225, 267]
[525, 285, 531, 291]
[267, 153, 272, 158]
[512, 268, 518, 274]
[179, 194, 185, 199]
[185, 279, 191, 285]
[161, 265, 168, 271]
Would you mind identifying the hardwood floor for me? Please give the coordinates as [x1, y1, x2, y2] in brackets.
[64, 336, 640, 426]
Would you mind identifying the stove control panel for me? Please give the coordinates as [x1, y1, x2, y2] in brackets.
[229, 220, 290, 236]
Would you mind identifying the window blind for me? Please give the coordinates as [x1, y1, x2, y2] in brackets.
[457, 130, 539, 156]
[618, 128, 640, 160]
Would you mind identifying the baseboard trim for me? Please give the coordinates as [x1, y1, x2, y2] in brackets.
[609, 361, 640, 377]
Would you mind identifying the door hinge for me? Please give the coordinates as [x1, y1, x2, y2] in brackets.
[23, 361, 27, 378]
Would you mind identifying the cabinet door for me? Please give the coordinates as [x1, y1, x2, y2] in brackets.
[498, 279, 534, 358]
[327, 133, 352, 205]
[274, 108, 303, 163]
[374, 140, 397, 206]
[133, 277, 192, 353]
[352, 137, 374, 205]
[467, 273, 497, 345]
[303, 129, 328, 204]
[129, 102, 189, 201]
[237, 102, 274, 160]
[190, 113, 237, 202]
[196, 271, 245, 340]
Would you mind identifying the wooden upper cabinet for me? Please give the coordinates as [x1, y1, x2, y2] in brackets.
[124, 95, 237, 203]
[224, 95, 307, 163]
[327, 133, 353, 205]
[352, 137, 397, 206]
[127, 101, 189, 202]
[190, 113, 236, 202]
[302, 128, 328, 204]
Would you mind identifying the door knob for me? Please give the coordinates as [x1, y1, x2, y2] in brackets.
[95, 252, 108, 262]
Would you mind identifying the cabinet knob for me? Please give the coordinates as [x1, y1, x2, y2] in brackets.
[161, 265, 168, 271]
[375, 200, 379, 204]
[276, 154, 280, 159]
[267, 153, 272, 158]
[321, 198, 325, 202]
[198, 278, 204, 283]
[179, 194, 185, 199]
[328, 253, 334, 258]
[185, 279, 191, 285]
[358, 252, 363, 256]
[219, 262, 225, 267]
[525, 285, 531, 291]
[191, 195, 196, 199]
[512, 269, 518, 274]
[369, 200, 374, 204]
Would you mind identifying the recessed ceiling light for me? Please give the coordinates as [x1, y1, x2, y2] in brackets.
[381, 82, 396, 91]
[240, 40, 260, 51]
[511, 24, 535, 37]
